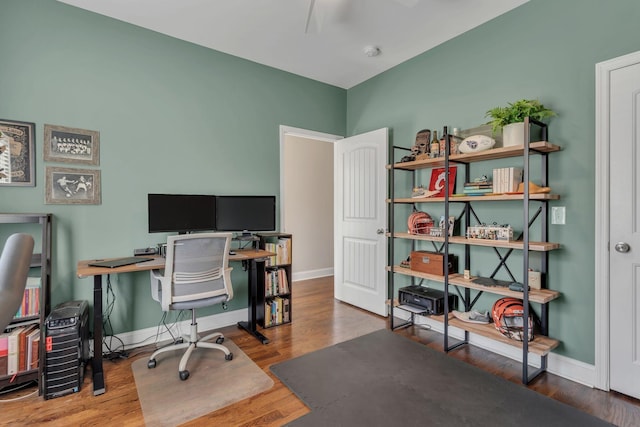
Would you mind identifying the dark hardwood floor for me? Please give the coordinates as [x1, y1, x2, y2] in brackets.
[2, 276, 639, 426]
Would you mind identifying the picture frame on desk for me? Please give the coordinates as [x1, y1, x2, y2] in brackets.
[45, 166, 101, 205]
[0, 118, 35, 187]
[43, 124, 100, 166]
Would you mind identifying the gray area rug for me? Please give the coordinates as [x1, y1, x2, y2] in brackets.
[132, 338, 273, 426]
[270, 329, 612, 427]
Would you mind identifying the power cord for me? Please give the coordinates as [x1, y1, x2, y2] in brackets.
[102, 275, 127, 361]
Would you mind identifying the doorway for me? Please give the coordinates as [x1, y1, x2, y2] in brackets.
[595, 50, 640, 399]
[279, 126, 341, 281]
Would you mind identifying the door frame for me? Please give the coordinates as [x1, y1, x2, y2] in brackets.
[279, 125, 343, 280]
[594, 49, 640, 391]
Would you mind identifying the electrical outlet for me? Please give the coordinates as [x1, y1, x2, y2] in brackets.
[552, 206, 565, 225]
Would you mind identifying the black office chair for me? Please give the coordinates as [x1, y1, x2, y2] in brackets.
[0, 233, 35, 332]
[147, 233, 234, 380]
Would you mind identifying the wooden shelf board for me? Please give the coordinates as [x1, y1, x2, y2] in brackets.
[389, 193, 560, 203]
[421, 315, 558, 356]
[388, 266, 560, 303]
[390, 232, 560, 251]
[389, 141, 561, 171]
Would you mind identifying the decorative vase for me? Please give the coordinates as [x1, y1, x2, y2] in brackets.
[502, 122, 525, 147]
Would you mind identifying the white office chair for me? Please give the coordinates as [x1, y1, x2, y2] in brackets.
[147, 233, 234, 380]
[0, 233, 35, 332]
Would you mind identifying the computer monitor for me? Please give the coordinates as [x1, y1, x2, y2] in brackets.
[215, 195, 276, 233]
[148, 194, 216, 234]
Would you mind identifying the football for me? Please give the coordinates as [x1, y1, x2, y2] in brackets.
[458, 135, 496, 153]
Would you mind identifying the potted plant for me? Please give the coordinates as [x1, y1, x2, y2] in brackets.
[485, 99, 556, 147]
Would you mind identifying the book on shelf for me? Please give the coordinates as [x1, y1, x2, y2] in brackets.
[30, 335, 40, 370]
[265, 268, 290, 296]
[264, 237, 292, 266]
[7, 327, 23, 375]
[492, 167, 523, 193]
[18, 324, 36, 372]
[13, 276, 41, 319]
[283, 298, 290, 323]
[26, 328, 40, 370]
[0, 332, 8, 376]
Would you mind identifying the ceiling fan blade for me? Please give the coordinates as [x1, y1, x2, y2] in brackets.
[304, 0, 317, 33]
[304, 0, 349, 34]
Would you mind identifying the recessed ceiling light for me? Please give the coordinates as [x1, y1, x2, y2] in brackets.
[364, 46, 381, 57]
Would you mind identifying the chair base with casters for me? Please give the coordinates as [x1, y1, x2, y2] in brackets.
[147, 309, 234, 381]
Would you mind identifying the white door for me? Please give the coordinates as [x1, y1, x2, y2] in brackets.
[609, 57, 640, 399]
[334, 128, 388, 316]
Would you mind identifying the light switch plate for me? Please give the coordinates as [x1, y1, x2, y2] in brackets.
[552, 206, 565, 225]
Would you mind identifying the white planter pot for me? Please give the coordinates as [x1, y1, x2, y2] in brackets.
[502, 122, 525, 147]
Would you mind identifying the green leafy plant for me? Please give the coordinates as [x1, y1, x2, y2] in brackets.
[485, 99, 556, 134]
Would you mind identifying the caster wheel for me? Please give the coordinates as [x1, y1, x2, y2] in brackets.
[225, 352, 233, 361]
[216, 336, 225, 344]
[179, 370, 190, 381]
[147, 359, 156, 369]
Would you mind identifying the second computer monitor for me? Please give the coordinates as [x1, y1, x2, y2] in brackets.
[215, 195, 276, 234]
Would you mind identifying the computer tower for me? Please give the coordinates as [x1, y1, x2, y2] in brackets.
[44, 300, 90, 400]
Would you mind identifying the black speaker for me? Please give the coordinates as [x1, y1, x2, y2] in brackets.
[44, 300, 89, 399]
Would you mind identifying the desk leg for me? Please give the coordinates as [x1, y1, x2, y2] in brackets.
[237, 258, 270, 344]
[92, 275, 106, 396]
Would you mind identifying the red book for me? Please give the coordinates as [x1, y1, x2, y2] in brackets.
[428, 167, 457, 197]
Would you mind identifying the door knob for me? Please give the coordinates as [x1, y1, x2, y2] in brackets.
[377, 228, 385, 235]
[615, 242, 631, 253]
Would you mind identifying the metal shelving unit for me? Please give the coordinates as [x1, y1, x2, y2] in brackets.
[0, 213, 52, 395]
[387, 119, 560, 384]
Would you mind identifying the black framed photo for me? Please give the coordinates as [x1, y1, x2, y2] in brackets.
[43, 124, 100, 165]
[0, 118, 35, 186]
[45, 166, 101, 205]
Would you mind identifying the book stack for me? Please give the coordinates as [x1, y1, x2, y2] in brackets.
[265, 268, 290, 296]
[492, 167, 523, 193]
[0, 325, 40, 376]
[13, 277, 41, 319]
[264, 297, 290, 327]
[463, 179, 493, 195]
[264, 237, 292, 266]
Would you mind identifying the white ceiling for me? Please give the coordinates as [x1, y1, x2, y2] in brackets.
[57, 0, 528, 89]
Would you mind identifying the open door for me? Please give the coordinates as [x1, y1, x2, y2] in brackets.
[334, 128, 388, 316]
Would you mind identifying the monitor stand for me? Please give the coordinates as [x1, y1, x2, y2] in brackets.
[235, 231, 259, 242]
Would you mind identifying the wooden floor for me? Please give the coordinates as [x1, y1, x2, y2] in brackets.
[2, 276, 640, 426]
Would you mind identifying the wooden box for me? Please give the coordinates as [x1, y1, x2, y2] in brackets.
[410, 251, 458, 276]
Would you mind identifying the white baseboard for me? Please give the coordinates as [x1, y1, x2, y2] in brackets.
[292, 267, 333, 282]
[400, 311, 597, 388]
[99, 308, 248, 353]
[103, 306, 597, 389]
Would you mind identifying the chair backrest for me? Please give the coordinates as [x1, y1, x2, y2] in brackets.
[0, 233, 35, 331]
[160, 233, 233, 310]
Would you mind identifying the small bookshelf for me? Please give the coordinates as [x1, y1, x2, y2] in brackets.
[257, 233, 292, 328]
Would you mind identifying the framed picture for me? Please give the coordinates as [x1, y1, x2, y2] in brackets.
[0, 118, 35, 186]
[43, 124, 99, 165]
[45, 166, 101, 205]
[428, 166, 457, 197]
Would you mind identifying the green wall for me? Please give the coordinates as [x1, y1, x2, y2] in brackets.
[347, 0, 640, 363]
[0, 1, 345, 333]
[3, 0, 638, 365]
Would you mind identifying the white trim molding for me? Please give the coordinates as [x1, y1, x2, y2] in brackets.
[399, 311, 597, 387]
[99, 308, 248, 354]
[594, 49, 640, 392]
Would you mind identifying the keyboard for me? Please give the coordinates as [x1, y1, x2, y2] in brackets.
[88, 257, 154, 268]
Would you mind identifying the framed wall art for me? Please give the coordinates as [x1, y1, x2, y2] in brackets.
[0, 118, 35, 186]
[43, 124, 100, 165]
[45, 166, 101, 205]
